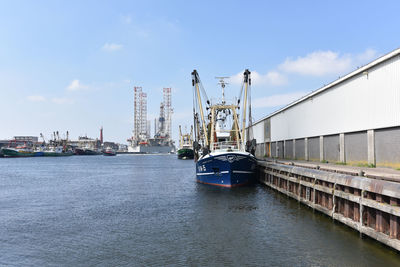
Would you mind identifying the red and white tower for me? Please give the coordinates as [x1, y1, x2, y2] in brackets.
[100, 126, 103, 144]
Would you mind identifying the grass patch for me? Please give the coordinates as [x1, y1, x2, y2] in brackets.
[356, 163, 376, 168]
[321, 160, 328, 163]
[335, 162, 347, 165]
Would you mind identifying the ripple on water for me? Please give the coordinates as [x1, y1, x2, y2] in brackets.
[0, 155, 400, 266]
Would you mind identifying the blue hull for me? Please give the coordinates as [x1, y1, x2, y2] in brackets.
[196, 152, 257, 187]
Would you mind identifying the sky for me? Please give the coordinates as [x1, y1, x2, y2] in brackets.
[1, 0, 400, 144]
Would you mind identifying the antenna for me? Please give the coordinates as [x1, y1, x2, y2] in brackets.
[215, 76, 229, 104]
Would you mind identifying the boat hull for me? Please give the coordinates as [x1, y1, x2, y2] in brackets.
[103, 151, 116, 156]
[74, 148, 101, 155]
[196, 152, 257, 187]
[177, 148, 194, 159]
[1, 148, 36, 157]
[74, 148, 86, 155]
[84, 149, 101, 155]
[43, 151, 73, 157]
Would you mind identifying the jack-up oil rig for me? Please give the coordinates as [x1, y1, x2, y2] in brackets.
[127, 87, 175, 153]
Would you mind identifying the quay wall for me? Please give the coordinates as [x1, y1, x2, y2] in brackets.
[257, 161, 400, 251]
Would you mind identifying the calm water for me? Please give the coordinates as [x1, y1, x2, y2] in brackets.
[1, 155, 400, 266]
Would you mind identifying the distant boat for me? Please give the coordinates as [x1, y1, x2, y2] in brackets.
[74, 147, 101, 155]
[74, 148, 86, 155]
[103, 147, 116, 156]
[177, 125, 194, 160]
[177, 148, 194, 159]
[84, 148, 101, 155]
[192, 69, 257, 187]
[43, 146, 73, 157]
[2, 146, 36, 157]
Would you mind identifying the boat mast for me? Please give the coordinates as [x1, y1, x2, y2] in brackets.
[216, 77, 229, 105]
[179, 125, 182, 149]
[241, 69, 251, 149]
[232, 107, 241, 149]
[210, 106, 216, 151]
[192, 70, 209, 147]
[190, 125, 193, 147]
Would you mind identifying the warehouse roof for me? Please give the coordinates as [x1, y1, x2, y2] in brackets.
[252, 46, 400, 126]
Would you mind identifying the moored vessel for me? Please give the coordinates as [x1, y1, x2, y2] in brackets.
[177, 148, 194, 159]
[177, 125, 194, 160]
[192, 69, 257, 187]
[74, 147, 101, 155]
[2, 146, 36, 157]
[103, 147, 117, 156]
[43, 146, 73, 157]
[74, 148, 86, 155]
[84, 148, 101, 155]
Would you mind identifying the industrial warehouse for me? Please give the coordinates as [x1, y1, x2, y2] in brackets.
[250, 47, 400, 168]
[251, 47, 400, 252]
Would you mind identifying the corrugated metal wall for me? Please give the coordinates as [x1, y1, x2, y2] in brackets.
[277, 141, 284, 158]
[285, 140, 293, 159]
[295, 139, 305, 160]
[324, 135, 340, 162]
[271, 142, 277, 157]
[308, 137, 320, 161]
[375, 127, 400, 167]
[269, 55, 400, 141]
[345, 131, 367, 163]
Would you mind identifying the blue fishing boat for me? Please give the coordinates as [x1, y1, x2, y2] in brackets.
[196, 151, 257, 187]
[192, 69, 257, 187]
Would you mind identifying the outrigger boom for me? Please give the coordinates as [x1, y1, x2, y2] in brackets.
[192, 69, 254, 159]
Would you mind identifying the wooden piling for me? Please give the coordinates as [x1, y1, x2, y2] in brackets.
[258, 161, 400, 251]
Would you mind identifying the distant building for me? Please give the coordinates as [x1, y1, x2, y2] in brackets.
[13, 136, 38, 143]
[68, 135, 101, 149]
[0, 140, 10, 148]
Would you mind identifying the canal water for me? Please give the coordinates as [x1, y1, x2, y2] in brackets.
[1, 155, 400, 266]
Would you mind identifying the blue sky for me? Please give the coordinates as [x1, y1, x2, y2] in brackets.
[1, 0, 400, 143]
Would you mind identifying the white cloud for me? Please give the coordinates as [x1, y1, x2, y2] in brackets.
[27, 95, 46, 102]
[259, 71, 288, 86]
[279, 51, 351, 76]
[231, 70, 287, 86]
[51, 97, 74, 104]
[102, 43, 123, 52]
[252, 92, 307, 108]
[67, 79, 88, 91]
[279, 49, 378, 76]
[356, 48, 378, 62]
